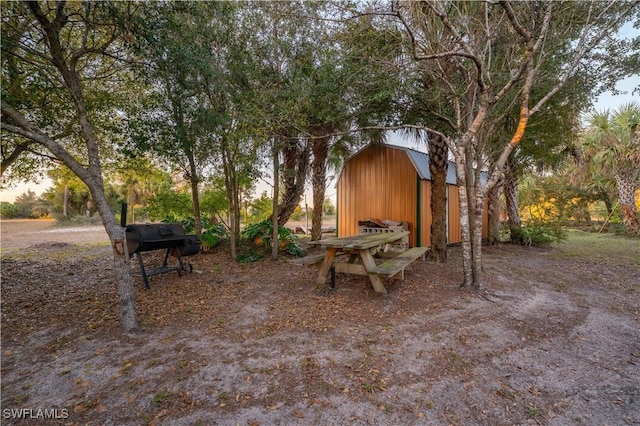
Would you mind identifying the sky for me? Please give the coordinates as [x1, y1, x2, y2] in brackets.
[1, 24, 638, 204]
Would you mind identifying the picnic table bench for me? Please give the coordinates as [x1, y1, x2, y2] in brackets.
[289, 252, 327, 267]
[369, 246, 430, 279]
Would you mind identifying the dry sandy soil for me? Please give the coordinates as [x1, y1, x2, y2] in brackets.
[1, 219, 639, 425]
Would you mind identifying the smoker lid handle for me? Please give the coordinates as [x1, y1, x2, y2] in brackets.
[158, 227, 174, 236]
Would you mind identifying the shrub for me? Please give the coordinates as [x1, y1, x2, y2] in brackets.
[0, 202, 21, 219]
[510, 222, 567, 246]
[199, 223, 228, 251]
[241, 219, 305, 258]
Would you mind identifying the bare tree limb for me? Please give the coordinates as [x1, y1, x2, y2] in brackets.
[1, 101, 94, 185]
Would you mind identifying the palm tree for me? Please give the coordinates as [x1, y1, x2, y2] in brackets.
[583, 102, 640, 234]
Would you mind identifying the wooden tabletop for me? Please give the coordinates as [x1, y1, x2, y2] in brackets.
[310, 231, 409, 250]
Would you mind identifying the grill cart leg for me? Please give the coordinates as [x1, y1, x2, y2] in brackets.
[136, 252, 151, 290]
[162, 248, 171, 268]
[172, 249, 192, 275]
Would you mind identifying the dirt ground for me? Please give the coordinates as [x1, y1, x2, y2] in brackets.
[1, 219, 639, 425]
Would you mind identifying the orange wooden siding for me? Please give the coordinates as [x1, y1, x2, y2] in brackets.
[447, 185, 462, 243]
[419, 180, 432, 247]
[337, 145, 419, 247]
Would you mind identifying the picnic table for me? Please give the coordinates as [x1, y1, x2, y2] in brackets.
[308, 231, 428, 294]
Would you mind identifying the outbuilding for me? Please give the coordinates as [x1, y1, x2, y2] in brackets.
[336, 143, 488, 247]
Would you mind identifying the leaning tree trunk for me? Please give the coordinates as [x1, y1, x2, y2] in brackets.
[310, 125, 333, 241]
[428, 132, 448, 262]
[277, 137, 309, 226]
[93, 190, 140, 333]
[615, 172, 640, 235]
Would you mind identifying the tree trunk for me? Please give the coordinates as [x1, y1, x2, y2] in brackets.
[272, 138, 280, 260]
[310, 126, 332, 241]
[277, 136, 309, 226]
[615, 172, 640, 235]
[221, 137, 237, 259]
[503, 158, 522, 243]
[603, 194, 614, 216]
[90, 182, 140, 333]
[487, 180, 503, 245]
[63, 185, 69, 217]
[465, 145, 477, 249]
[454, 147, 474, 288]
[311, 164, 326, 241]
[186, 148, 202, 237]
[470, 191, 485, 293]
[428, 132, 448, 262]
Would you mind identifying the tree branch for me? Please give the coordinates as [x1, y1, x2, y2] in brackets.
[1, 101, 93, 184]
[499, 0, 531, 42]
[0, 141, 31, 176]
[426, 0, 486, 94]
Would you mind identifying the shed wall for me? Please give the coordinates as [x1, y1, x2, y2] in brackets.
[447, 185, 462, 243]
[337, 145, 418, 247]
[419, 180, 432, 247]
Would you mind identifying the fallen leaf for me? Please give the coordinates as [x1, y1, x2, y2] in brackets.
[156, 409, 170, 418]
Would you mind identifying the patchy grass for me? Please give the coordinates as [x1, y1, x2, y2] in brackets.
[553, 229, 640, 266]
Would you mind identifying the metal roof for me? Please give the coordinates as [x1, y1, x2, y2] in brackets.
[404, 147, 458, 185]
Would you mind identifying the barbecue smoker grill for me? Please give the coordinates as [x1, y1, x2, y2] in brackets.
[125, 223, 200, 289]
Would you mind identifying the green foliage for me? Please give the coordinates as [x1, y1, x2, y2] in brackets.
[173, 216, 229, 251]
[289, 205, 306, 221]
[200, 181, 230, 223]
[519, 173, 597, 224]
[236, 253, 264, 263]
[247, 191, 272, 223]
[146, 189, 192, 223]
[513, 172, 571, 246]
[43, 167, 118, 220]
[510, 222, 567, 247]
[323, 198, 336, 216]
[152, 391, 172, 407]
[240, 219, 305, 258]
[0, 201, 20, 218]
[199, 224, 228, 251]
[56, 213, 102, 226]
[10, 190, 49, 218]
[151, 211, 229, 252]
[581, 102, 640, 234]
